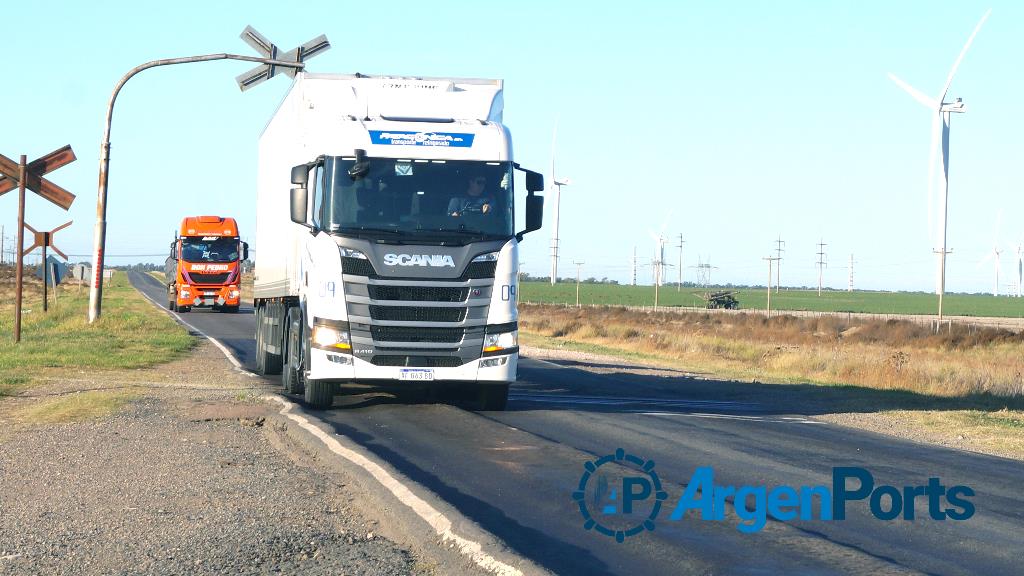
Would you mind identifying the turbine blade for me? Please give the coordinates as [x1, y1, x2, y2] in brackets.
[939, 9, 992, 103]
[888, 73, 938, 108]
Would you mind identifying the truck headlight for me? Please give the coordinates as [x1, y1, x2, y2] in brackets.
[472, 251, 499, 263]
[312, 324, 351, 351]
[229, 289, 240, 298]
[482, 330, 517, 354]
[340, 247, 368, 259]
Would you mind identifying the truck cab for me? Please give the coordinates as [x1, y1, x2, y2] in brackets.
[165, 216, 248, 313]
[253, 74, 543, 410]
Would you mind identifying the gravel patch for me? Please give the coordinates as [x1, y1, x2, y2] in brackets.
[0, 342, 425, 576]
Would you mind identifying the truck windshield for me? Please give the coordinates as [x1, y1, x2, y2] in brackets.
[181, 237, 239, 263]
[320, 156, 514, 240]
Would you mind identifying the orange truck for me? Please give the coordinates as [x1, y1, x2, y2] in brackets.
[164, 216, 248, 313]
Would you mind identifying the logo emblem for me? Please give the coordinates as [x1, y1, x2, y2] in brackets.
[382, 253, 456, 268]
[573, 448, 668, 542]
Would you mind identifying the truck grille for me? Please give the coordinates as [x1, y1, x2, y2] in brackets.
[368, 285, 468, 302]
[371, 355, 462, 368]
[189, 272, 231, 284]
[369, 306, 466, 322]
[370, 326, 464, 343]
[341, 257, 376, 276]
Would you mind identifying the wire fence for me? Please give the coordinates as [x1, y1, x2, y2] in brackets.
[521, 301, 1024, 334]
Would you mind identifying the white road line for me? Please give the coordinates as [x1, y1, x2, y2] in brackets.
[133, 277, 257, 378]
[138, 275, 525, 574]
[265, 395, 523, 576]
[642, 412, 826, 424]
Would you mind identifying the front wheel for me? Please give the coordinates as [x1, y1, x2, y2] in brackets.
[478, 383, 510, 411]
[304, 378, 335, 410]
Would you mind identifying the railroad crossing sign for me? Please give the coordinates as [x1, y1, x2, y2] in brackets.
[0, 145, 76, 209]
[235, 26, 330, 91]
[0, 145, 76, 341]
[23, 220, 71, 313]
[23, 221, 72, 260]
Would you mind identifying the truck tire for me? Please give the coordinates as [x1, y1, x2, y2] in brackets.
[255, 303, 283, 375]
[167, 285, 175, 310]
[281, 307, 305, 395]
[222, 305, 240, 313]
[254, 305, 266, 374]
[304, 378, 334, 409]
[478, 383, 510, 411]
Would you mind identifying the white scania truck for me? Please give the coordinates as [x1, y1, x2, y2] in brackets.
[253, 72, 545, 410]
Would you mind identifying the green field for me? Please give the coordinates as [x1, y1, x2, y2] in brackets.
[519, 281, 1024, 318]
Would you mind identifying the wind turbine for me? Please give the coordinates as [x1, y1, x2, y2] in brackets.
[889, 9, 991, 317]
[980, 245, 1003, 296]
[549, 122, 571, 285]
[978, 212, 1003, 296]
[647, 209, 673, 286]
[1014, 239, 1023, 297]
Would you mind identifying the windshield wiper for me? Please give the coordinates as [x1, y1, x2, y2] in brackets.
[350, 227, 408, 235]
[435, 228, 502, 238]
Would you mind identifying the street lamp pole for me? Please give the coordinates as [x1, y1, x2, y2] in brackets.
[87, 53, 305, 323]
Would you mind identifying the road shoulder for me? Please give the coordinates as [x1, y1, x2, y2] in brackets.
[0, 341, 428, 575]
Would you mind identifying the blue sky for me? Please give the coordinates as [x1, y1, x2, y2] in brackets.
[2, 1, 1021, 294]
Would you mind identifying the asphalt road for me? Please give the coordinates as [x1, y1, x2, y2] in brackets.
[130, 271, 1024, 576]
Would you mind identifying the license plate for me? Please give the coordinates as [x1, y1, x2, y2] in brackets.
[400, 369, 434, 381]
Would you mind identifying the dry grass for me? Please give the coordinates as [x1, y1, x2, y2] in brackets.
[11, 389, 141, 425]
[519, 304, 1024, 399]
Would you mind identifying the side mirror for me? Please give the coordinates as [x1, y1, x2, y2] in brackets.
[291, 164, 309, 186]
[290, 187, 310, 227]
[241, 242, 249, 262]
[170, 241, 177, 260]
[526, 170, 544, 193]
[348, 148, 370, 180]
[516, 193, 544, 241]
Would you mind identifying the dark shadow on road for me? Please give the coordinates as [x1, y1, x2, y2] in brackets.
[318, 415, 614, 576]
[514, 357, 1024, 417]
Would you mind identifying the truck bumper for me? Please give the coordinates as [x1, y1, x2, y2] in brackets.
[307, 348, 517, 384]
[177, 285, 241, 308]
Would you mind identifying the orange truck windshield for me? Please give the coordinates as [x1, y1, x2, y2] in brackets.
[181, 237, 239, 263]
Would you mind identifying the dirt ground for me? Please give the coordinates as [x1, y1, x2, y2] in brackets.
[0, 341, 442, 576]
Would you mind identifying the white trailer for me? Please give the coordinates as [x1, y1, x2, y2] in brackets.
[253, 73, 544, 409]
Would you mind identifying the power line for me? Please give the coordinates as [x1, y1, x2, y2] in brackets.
[676, 234, 685, 291]
[816, 239, 827, 296]
[774, 235, 785, 292]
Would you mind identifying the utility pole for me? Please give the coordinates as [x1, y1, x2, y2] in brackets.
[934, 248, 952, 325]
[763, 256, 780, 318]
[816, 240, 827, 296]
[774, 235, 785, 293]
[631, 246, 637, 286]
[847, 254, 856, 292]
[677, 234, 685, 291]
[88, 26, 327, 323]
[573, 261, 584, 307]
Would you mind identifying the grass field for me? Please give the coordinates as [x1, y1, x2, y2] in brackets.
[520, 281, 1024, 318]
[0, 268, 194, 400]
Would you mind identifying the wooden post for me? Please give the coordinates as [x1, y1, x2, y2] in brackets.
[14, 155, 26, 343]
